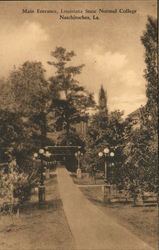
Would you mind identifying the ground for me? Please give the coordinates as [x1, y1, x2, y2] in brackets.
[72, 173, 158, 250]
[0, 174, 75, 250]
[72, 171, 105, 185]
[0, 171, 158, 250]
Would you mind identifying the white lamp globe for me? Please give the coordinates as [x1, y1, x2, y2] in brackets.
[33, 153, 38, 158]
[104, 148, 109, 154]
[110, 152, 115, 157]
[39, 148, 44, 154]
[98, 152, 103, 157]
[45, 151, 50, 157]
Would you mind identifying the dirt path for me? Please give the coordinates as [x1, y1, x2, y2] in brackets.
[57, 166, 154, 250]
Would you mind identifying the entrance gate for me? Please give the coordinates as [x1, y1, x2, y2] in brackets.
[45, 146, 82, 172]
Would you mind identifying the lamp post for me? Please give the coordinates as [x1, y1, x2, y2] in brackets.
[98, 147, 115, 203]
[33, 149, 51, 203]
[98, 147, 115, 183]
[45, 150, 51, 179]
[75, 150, 83, 179]
[45, 150, 51, 166]
[39, 149, 45, 188]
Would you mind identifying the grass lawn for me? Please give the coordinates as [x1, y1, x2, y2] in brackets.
[0, 174, 75, 250]
[0, 171, 157, 250]
[71, 172, 105, 185]
[79, 184, 158, 250]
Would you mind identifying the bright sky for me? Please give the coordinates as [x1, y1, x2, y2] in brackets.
[0, 1, 157, 116]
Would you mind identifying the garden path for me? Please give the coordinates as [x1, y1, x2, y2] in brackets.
[57, 166, 154, 250]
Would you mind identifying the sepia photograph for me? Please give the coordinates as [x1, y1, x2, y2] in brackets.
[0, 1, 158, 250]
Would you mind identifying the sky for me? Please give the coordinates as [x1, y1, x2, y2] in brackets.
[0, 0, 157, 116]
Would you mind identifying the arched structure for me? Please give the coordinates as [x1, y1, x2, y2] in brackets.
[45, 145, 82, 172]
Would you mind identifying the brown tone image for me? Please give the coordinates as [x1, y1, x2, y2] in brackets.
[0, 1, 158, 250]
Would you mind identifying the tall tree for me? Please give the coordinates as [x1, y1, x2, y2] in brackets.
[141, 16, 158, 107]
[84, 84, 125, 184]
[48, 47, 95, 145]
[122, 17, 158, 196]
[123, 108, 158, 199]
[140, 16, 158, 191]
[84, 85, 109, 173]
[141, 16, 158, 132]
[10, 61, 50, 147]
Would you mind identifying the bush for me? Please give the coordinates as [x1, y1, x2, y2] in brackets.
[0, 160, 30, 210]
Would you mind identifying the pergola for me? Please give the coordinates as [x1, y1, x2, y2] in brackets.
[44, 145, 82, 171]
[45, 145, 81, 156]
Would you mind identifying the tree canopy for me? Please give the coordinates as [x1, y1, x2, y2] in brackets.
[48, 47, 95, 145]
[141, 16, 158, 107]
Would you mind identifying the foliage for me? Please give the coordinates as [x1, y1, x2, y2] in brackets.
[84, 85, 108, 172]
[121, 17, 158, 198]
[107, 110, 125, 187]
[0, 61, 55, 183]
[0, 109, 33, 170]
[0, 110, 21, 149]
[10, 61, 48, 114]
[141, 16, 158, 149]
[0, 78, 15, 111]
[84, 85, 125, 186]
[0, 161, 29, 218]
[6, 61, 53, 165]
[0, 158, 40, 209]
[48, 47, 95, 145]
[10, 61, 49, 142]
[56, 130, 85, 147]
[123, 106, 158, 197]
[141, 16, 158, 107]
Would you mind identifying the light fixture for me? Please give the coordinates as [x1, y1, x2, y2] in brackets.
[110, 152, 115, 157]
[45, 151, 51, 158]
[98, 152, 103, 157]
[33, 153, 38, 158]
[39, 148, 44, 154]
[104, 147, 109, 154]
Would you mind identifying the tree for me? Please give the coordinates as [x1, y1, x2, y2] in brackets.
[0, 78, 15, 111]
[84, 84, 125, 185]
[48, 47, 95, 145]
[0, 109, 23, 164]
[107, 110, 125, 187]
[84, 85, 109, 173]
[0, 156, 40, 220]
[141, 16, 158, 107]
[122, 108, 158, 205]
[141, 16, 157, 134]
[2, 61, 55, 175]
[9, 61, 50, 148]
[121, 17, 158, 200]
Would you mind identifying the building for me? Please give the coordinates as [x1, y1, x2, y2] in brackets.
[126, 106, 145, 131]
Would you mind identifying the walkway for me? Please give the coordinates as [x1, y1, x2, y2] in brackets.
[57, 166, 153, 250]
